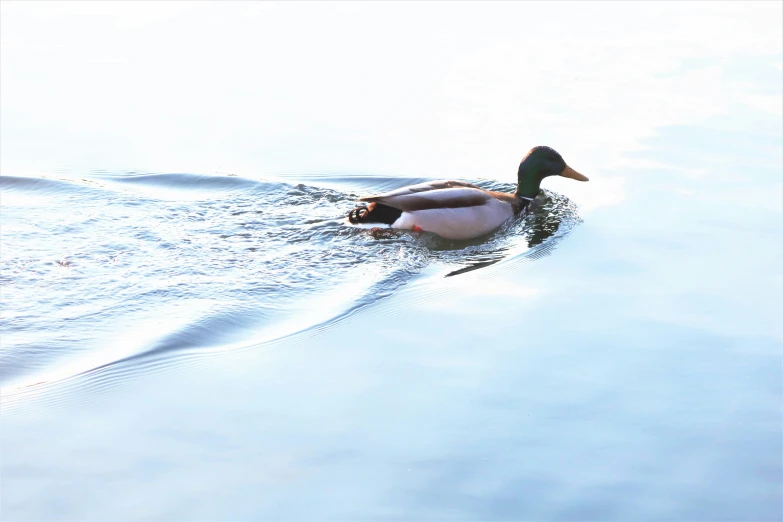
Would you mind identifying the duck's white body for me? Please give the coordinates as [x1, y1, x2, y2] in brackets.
[357, 180, 523, 240]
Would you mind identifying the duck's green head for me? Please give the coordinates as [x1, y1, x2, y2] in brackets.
[515, 146, 588, 199]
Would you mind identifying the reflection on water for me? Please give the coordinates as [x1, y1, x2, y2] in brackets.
[0, 173, 580, 390]
[525, 194, 580, 248]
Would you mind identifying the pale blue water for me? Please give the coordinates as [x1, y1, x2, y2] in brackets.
[1, 3, 781, 521]
[0, 173, 580, 388]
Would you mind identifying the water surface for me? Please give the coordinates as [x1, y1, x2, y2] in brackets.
[1, 2, 781, 521]
[1, 172, 579, 390]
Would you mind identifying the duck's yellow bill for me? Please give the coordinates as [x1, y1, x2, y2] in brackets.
[560, 165, 589, 181]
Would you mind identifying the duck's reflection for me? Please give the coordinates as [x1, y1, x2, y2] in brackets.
[446, 257, 505, 277]
[524, 204, 562, 248]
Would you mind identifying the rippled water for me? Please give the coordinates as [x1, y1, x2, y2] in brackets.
[0, 173, 579, 390]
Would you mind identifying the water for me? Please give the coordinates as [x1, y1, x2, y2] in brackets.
[1, 2, 781, 521]
[0, 173, 578, 389]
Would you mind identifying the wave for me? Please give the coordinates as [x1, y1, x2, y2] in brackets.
[0, 171, 582, 403]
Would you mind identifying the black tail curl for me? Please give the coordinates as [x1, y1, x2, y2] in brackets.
[347, 203, 402, 225]
[348, 205, 370, 224]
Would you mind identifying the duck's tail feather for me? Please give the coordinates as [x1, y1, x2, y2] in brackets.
[347, 202, 402, 225]
[347, 205, 370, 224]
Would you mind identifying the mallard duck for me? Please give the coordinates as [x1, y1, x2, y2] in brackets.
[347, 146, 588, 240]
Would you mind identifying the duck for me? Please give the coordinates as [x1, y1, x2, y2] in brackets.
[347, 146, 588, 240]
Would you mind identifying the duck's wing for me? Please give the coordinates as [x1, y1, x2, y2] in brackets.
[359, 180, 482, 202]
[363, 187, 493, 212]
[359, 181, 492, 212]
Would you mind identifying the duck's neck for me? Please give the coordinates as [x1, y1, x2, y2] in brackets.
[515, 176, 542, 200]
